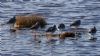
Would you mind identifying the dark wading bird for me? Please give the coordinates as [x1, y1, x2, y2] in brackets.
[70, 20, 81, 37]
[70, 20, 81, 28]
[89, 26, 97, 35]
[46, 25, 57, 43]
[7, 16, 16, 24]
[58, 23, 65, 30]
[7, 16, 16, 32]
[46, 25, 57, 33]
[89, 26, 97, 41]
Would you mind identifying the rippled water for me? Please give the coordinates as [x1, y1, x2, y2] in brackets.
[0, 0, 100, 56]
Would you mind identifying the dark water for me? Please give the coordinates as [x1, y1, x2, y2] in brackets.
[0, 0, 100, 56]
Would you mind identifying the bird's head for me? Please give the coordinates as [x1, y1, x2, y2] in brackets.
[53, 25, 56, 28]
[7, 16, 16, 24]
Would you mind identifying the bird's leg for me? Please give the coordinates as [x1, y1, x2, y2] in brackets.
[57, 25, 62, 39]
[74, 26, 78, 39]
[46, 33, 53, 42]
[34, 32, 40, 42]
[30, 22, 39, 29]
[34, 31, 37, 40]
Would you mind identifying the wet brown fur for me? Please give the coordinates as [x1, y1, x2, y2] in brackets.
[14, 15, 47, 28]
[60, 32, 75, 39]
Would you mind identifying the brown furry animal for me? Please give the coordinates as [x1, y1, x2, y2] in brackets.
[9, 15, 47, 29]
[59, 32, 75, 39]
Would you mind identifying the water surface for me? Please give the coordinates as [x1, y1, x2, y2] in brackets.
[0, 0, 100, 56]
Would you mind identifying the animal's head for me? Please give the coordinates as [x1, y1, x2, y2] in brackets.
[7, 16, 16, 24]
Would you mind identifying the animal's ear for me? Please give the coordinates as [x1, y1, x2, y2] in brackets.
[7, 16, 16, 24]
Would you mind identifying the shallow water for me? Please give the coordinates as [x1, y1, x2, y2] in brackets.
[0, 0, 100, 56]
